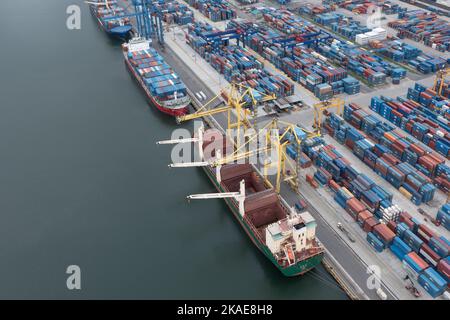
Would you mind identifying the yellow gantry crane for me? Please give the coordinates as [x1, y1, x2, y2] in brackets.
[433, 67, 450, 98]
[177, 82, 276, 150]
[263, 119, 321, 194]
[173, 82, 320, 194]
[313, 98, 344, 135]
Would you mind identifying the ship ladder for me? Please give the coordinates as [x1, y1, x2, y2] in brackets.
[283, 244, 296, 266]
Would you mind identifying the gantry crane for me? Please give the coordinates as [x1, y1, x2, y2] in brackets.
[263, 120, 321, 194]
[86, 0, 166, 43]
[161, 82, 322, 195]
[313, 98, 344, 135]
[157, 120, 278, 188]
[177, 82, 276, 150]
[433, 67, 450, 98]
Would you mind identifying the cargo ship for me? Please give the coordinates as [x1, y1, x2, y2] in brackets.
[165, 129, 325, 276]
[89, 0, 133, 40]
[122, 38, 191, 116]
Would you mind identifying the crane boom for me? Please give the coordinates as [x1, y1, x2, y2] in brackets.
[169, 162, 209, 168]
[187, 192, 240, 199]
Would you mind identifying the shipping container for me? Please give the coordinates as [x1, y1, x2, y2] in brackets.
[186, 0, 236, 22]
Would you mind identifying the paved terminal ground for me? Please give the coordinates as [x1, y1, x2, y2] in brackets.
[157, 0, 449, 299]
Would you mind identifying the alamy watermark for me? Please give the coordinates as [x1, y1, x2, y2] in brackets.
[168, 121, 282, 176]
[66, 5, 81, 30]
[66, 265, 81, 290]
[366, 7, 383, 29]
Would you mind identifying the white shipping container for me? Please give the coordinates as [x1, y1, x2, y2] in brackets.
[417, 228, 431, 243]
[419, 248, 438, 267]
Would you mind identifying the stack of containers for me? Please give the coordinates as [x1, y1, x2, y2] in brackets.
[381, 2, 407, 15]
[186, 22, 294, 98]
[299, 3, 337, 16]
[300, 10, 372, 42]
[355, 28, 387, 45]
[371, 95, 450, 191]
[368, 223, 396, 251]
[342, 76, 360, 95]
[323, 0, 407, 15]
[296, 133, 396, 219]
[186, 0, 237, 22]
[293, 129, 449, 275]
[369, 40, 447, 75]
[437, 257, 450, 289]
[127, 46, 189, 103]
[370, 85, 450, 160]
[388, 10, 450, 52]
[403, 252, 429, 280]
[392, 218, 450, 297]
[236, 0, 258, 4]
[366, 207, 450, 298]
[153, 1, 194, 25]
[325, 105, 441, 205]
[259, 9, 323, 35]
[419, 267, 448, 297]
[227, 19, 360, 98]
[390, 236, 412, 260]
[437, 203, 450, 231]
[297, 135, 418, 255]
[316, 39, 406, 85]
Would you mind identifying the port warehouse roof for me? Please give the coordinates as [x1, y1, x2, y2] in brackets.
[129, 48, 187, 98]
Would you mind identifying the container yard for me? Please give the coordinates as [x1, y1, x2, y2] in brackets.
[185, 0, 237, 21]
[372, 84, 450, 159]
[323, 0, 408, 15]
[80, 0, 450, 301]
[186, 21, 295, 97]
[155, 0, 195, 25]
[389, 10, 450, 52]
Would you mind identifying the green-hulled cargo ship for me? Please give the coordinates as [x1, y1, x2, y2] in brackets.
[202, 163, 324, 276]
[165, 129, 325, 277]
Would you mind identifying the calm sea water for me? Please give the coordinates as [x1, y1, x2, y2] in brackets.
[0, 0, 347, 299]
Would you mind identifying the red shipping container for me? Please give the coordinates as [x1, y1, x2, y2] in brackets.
[403, 218, 415, 230]
[427, 152, 445, 164]
[358, 210, 373, 225]
[419, 243, 441, 267]
[346, 198, 366, 220]
[417, 224, 436, 243]
[406, 252, 429, 271]
[387, 220, 397, 233]
[363, 217, 379, 233]
[329, 179, 340, 192]
[373, 224, 396, 244]
[437, 259, 450, 280]
[399, 211, 412, 221]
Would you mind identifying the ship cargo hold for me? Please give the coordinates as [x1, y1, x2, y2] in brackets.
[122, 38, 191, 116]
[89, 0, 133, 39]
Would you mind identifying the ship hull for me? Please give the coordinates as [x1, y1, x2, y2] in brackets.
[108, 25, 133, 39]
[89, 6, 132, 40]
[201, 165, 324, 276]
[124, 54, 190, 117]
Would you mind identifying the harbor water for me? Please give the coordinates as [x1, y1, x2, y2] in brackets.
[0, 0, 347, 299]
